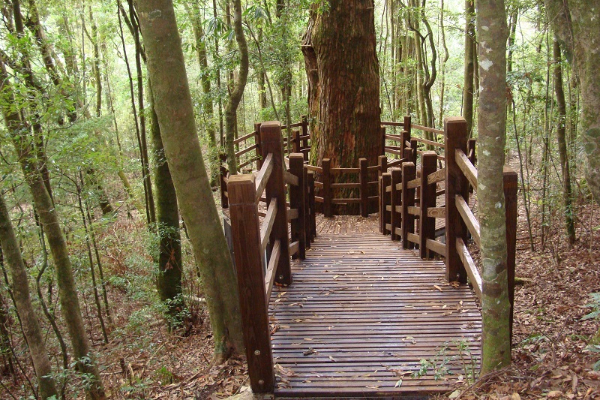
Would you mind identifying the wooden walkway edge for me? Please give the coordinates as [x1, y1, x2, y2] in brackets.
[269, 222, 482, 398]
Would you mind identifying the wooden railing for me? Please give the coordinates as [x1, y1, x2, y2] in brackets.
[379, 116, 518, 338]
[226, 122, 315, 393]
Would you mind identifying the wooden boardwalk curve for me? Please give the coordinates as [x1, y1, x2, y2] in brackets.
[269, 218, 482, 398]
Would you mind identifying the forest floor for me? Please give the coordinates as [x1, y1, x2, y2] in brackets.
[2, 203, 600, 399]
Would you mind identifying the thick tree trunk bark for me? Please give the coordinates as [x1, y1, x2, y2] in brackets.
[302, 0, 382, 168]
[137, 0, 244, 359]
[476, 0, 512, 373]
[0, 193, 58, 399]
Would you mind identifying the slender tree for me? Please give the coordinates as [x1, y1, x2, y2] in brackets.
[545, 0, 600, 203]
[476, 0, 512, 373]
[137, 0, 244, 359]
[224, 0, 249, 175]
[0, 192, 58, 399]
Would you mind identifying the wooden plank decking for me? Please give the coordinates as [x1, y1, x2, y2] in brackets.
[269, 218, 481, 398]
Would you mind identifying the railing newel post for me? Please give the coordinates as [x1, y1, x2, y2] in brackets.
[228, 174, 274, 393]
[401, 162, 416, 249]
[301, 115, 309, 161]
[254, 123, 263, 170]
[359, 158, 369, 217]
[378, 155, 388, 233]
[382, 172, 392, 235]
[307, 170, 317, 240]
[420, 151, 437, 259]
[390, 168, 402, 241]
[261, 122, 291, 285]
[322, 158, 332, 218]
[504, 166, 518, 345]
[290, 153, 306, 259]
[220, 153, 229, 209]
[445, 117, 469, 283]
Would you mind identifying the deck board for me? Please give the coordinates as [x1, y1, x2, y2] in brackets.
[269, 219, 481, 398]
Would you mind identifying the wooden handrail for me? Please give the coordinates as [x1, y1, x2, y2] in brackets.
[456, 238, 482, 300]
[456, 149, 478, 189]
[234, 130, 258, 145]
[427, 168, 446, 185]
[412, 137, 445, 148]
[264, 240, 281, 301]
[412, 123, 444, 134]
[254, 153, 274, 203]
[260, 198, 278, 254]
[236, 143, 259, 158]
[284, 170, 299, 186]
[381, 121, 405, 127]
[455, 194, 480, 247]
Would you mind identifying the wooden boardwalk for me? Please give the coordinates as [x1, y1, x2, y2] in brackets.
[269, 218, 482, 398]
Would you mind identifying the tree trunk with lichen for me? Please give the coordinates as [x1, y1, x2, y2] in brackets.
[137, 0, 244, 359]
[476, 0, 512, 374]
[224, 0, 249, 175]
[302, 0, 382, 169]
[545, 0, 600, 203]
[0, 192, 58, 399]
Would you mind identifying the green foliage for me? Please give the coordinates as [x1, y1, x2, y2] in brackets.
[582, 292, 600, 321]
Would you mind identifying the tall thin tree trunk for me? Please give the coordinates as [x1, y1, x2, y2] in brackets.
[476, 0, 511, 373]
[463, 0, 475, 135]
[553, 38, 576, 245]
[137, 0, 244, 359]
[0, 195, 59, 399]
[224, 0, 249, 175]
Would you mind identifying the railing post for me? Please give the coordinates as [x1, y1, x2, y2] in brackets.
[359, 158, 368, 217]
[289, 154, 306, 259]
[401, 162, 416, 249]
[301, 115, 309, 161]
[220, 153, 229, 209]
[254, 123, 263, 170]
[293, 130, 301, 154]
[322, 158, 332, 218]
[228, 175, 274, 393]
[381, 172, 391, 234]
[378, 156, 388, 233]
[390, 168, 402, 241]
[307, 170, 317, 240]
[468, 139, 477, 194]
[260, 122, 291, 285]
[381, 126, 386, 157]
[409, 138, 418, 164]
[401, 115, 412, 155]
[303, 166, 311, 249]
[445, 117, 468, 283]
[420, 151, 437, 259]
[504, 166, 518, 345]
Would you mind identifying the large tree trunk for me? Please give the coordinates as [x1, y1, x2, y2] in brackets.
[137, 0, 244, 359]
[476, 0, 511, 373]
[545, 0, 600, 203]
[302, 0, 382, 168]
[0, 60, 106, 400]
[0, 193, 58, 399]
